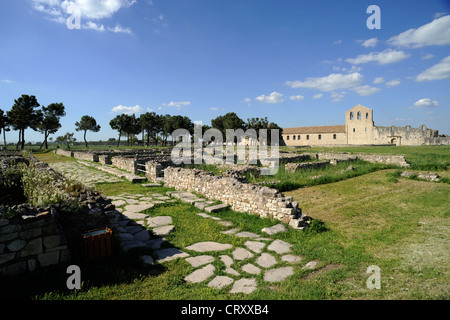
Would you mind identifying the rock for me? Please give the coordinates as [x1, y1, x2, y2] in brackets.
[235, 231, 260, 238]
[185, 255, 215, 268]
[208, 276, 234, 289]
[255, 253, 277, 268]
[147, 216, 172, 227]
[230, 278, 257, 294]
[281, 254, 302, 263]
[242, 263, 261, 275]
[232, 248, 254, 261]
[124, 204, 154, 213]
[121, 211, 149, 220]
[264, 267, 294, 282]
[262, 223, 287, 235]
[186, 241, 233, 252]
[146, 238, 165, 249]
[142, 183, 162, 187]
[244, 240, 266, 254]
[121, 240, 147, 251]
[204, 204, 229, 213]
[303, 261, 318, 270]
[141, 255, 154, 266]
[218, 220, 233, 227]
[134, 229, 151, 241]
[152, 225, 174, 236]
[219, 255, 234, 268]
[221, 227, 240, 235]
[155, 248, 189, 262]
[185, 264, 215, 283]
[267, 239, 292, 254]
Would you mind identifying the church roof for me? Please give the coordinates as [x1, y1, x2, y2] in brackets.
[282, 125, 346, 134]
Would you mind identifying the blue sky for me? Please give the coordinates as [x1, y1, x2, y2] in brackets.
[1, 0, 449, 143]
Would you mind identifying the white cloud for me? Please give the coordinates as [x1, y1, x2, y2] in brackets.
[60, 0, 136, 20]
[163, 101, 191, 108]
[108, 24, 132, 34]
[313, 93, 323, 99]
[333, 65, 362, 73]
[111, 104, 143, 114]
[434, 12, 447, 19]
[83, 21, 105, 32]
[255, 92, 284, 104]
[361, 37, 378, 48]
[388, 15, 450, 48]
[416, 55, 450, 81]
[386, 79, 401, 87]
[421, 53, 434, 60]
[330, 92, 345, 102]
[289, 95, 304, 101]
[411, 98, 439, 109]
[351, 85, 381, 96]
[346, 49, 411, 65]
[373, 77, 385, 84]
[31, 0, 135, 33]
[285, 72, 363, 92]
[1, 79, 14, 83]
[332, 40, 342, 45]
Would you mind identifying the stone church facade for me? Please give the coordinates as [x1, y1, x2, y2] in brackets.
[281, 105, 450, 146]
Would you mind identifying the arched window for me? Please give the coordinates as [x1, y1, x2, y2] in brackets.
[318, 134, 322, 140]
[350, 112, 354, 120]
[333, 134, 336, 139]
[357, 111, 361, 120]
[298, 135, 301, 140]
[366, 112, 369, 119]
[293, 135, 296, 140]
[286, 135, 290, 140]
[306, 135, 309, 140]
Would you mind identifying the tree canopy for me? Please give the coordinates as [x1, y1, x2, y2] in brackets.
[75, 115, 101, 148]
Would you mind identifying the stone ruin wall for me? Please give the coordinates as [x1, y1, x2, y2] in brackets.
[163, 167, 306, 227]
[0, 152, 117, 277]
[372, 125, 450, 146]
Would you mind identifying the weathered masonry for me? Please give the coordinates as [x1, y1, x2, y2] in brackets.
[282, 104, 450, 146]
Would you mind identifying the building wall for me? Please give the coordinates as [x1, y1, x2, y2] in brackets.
[345, 105, 374, 145]
[282, 132, 347, 146]
[281, 104, 448, 146]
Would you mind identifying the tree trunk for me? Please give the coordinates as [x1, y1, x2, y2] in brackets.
[117, 131, 121, 147]
[84, 130, 88, 148]
[21, 129, 25, 150]
[2, 129, 6, 150]
[45, 131, 49, 149]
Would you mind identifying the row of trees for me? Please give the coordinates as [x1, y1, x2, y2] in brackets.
[108, 112, 282, 147]
[0, 94, 282, 150]
[0, 95, 66, 150]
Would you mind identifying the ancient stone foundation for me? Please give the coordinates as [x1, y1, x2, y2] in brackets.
[163, 167, 306, 227]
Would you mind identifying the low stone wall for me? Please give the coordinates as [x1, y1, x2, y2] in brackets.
[55, 148, 73, 157]
[305, 152, 410, 167]
[164, 167, 304, 225]
[0, 153, 118, 277]
[145, 161, 164, 182]
[0, 211, 71, 277]
[285, 160, 330, 173]
[73, 151, 99, 162]
[111, 156, 137, 174]
[98, 154, 112, 165]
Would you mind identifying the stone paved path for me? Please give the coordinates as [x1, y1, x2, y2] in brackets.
[49, 160, 320, 294]
[108, 189, 320, 294]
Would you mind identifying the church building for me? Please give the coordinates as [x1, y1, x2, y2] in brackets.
[281, 105, 449, 146]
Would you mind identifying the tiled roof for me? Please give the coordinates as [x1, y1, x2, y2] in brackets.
[282, 125, 346, 134]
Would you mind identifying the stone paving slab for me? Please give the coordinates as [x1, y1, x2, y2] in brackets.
[124, 204, 154, 213]
[186, 241, 233, 252]
[155, 248, 189, 263]
[204, 204, 229, 213]
[207, 276, 234, 289]
[235, 231, 260, 238]
[261, 224, 287, 235]
[255, 253, 277, 268]
[230, 278, 257, 294]
[152, 225, 174, 236]
[147, 216, 172, 227]
[244, 241, 266, 253]
[267, 239, 292, 254]
[242, 263, 261, 275]
[232, 248, 254, 261]
[185, 264, 215, 284]
[185, 255, 215, 268]
[264, 267, 294, 282]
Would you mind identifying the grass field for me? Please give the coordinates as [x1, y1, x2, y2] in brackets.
[1, 146, 448, 300]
